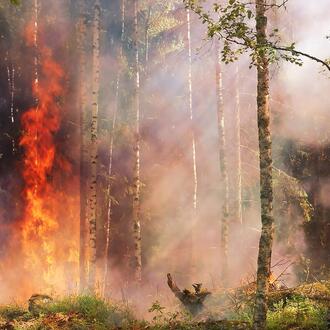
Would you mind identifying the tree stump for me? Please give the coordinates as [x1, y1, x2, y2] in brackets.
[167, 273, 211, 315]
[28, 294, 53, 315]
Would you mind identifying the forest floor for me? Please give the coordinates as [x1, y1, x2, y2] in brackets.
[0, 281, 329, 329]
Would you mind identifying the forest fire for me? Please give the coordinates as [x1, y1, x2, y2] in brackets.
[0, 0, 329, 328]
[15, 22, 79, 294]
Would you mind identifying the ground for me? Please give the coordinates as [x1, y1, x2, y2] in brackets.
[0, 282, 329, 329]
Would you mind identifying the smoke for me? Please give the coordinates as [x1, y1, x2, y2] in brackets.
[0, 0, 329, 310]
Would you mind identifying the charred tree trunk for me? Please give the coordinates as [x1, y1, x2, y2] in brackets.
[103, 0, 126, 295]
[253, 1, 274, 329]
[132, 0, 142, 284]
[88, 0, 101, 292]
[215, 41, 229, 284]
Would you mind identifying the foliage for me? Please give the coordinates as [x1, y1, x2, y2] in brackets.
[9, 0, 20, 5]
[226, 291, 328, 330]
[273, 167, 313, 222]
[183, 0, 330, 70]
[148, 300, 190, 326]
[267, 296, 328, 330]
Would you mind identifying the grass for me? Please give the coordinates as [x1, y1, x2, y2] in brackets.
[0, 295, 137, 330]
[0, 293, 328, 329]
[267, 296, 328, 330]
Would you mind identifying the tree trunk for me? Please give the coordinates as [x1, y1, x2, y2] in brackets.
[88, 0, 101, 291]
[215, 41, 229, 284]
[186, 8, 198, 275]
[103, 0, 125, 295]
[232, 65, 242, 224]
[253, 1, 274, 329]
[144, 6, 151, 65]
[6, 49, 16, 154]
[77, 0, 88, 293]
[132, 0, 142, 284]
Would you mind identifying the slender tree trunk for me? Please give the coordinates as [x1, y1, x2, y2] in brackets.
[215, 41, 229, 284]
[253, 1, 274, 329]
[186, 8, 198, 274]
[103, 0, 126, 295]
[132, 0, 142, 284]
[232, 65, 242, 224]
[88, 0, 101, 291]
[5, 4, 16, 154]
[6, 59, 15, 154]
[144, 6, 151, 65]
[78, 1, 88, 293]
[33, 0, 39, 191]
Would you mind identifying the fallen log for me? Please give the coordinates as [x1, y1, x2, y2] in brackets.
[167, 273, 211, 315]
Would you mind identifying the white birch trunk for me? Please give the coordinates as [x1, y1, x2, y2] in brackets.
[132, 0, 142, 284]
[186, 8, 198, 275]
[88, 0, 101, 291]
[233, 65, 242, 224]
[215, 41, 229, 284]
[77, 0, 89, 293]
[103, 0, 126, 295]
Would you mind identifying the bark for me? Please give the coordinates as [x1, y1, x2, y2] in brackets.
[215, 41, 229, 284]
[167, 273, 211, 315]
[253, 1, 275, 329]
[88, 0, 101, 291]
[232, 65, 242, 224]
[103, 0, 125, 295]
[77, 1, 88, 293]
[186, 8, 198, 274]
[132, 0, 142, 284]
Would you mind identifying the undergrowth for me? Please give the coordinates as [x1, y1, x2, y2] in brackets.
[0, 293, 328, 329]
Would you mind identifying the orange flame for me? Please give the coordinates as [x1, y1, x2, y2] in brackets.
[17, 24, 79, 294]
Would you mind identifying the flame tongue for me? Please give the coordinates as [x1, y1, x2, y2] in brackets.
[19, 30, 64, 288]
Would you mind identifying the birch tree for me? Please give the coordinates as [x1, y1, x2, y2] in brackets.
[132, 0, 142, 284]
[184, 0, 330, 327]
[88, 0, 101, 291]
[232, 65, 242, 225]
[77, 0, 89, 292]
[103, 0, 126, 295]
[252, 1, 273, 327]
[186, 7, 198, 275]
[215, 41, 229, 283]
